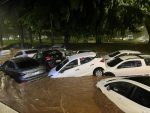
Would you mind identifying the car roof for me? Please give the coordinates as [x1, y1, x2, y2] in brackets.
[118, 54, 150, 61]
[68, 52, 96, 61]
[10, 57, 35, 63]
[118, 55, 141, 61]
[118, 50, 141, 54]
[19, 49, 37, 52]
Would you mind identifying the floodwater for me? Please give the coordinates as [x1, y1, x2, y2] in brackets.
[0, 71, 123, 113]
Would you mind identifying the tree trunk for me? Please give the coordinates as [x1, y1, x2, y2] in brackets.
[50, 14, 54, 45]
[38, 32, 42, 44]
[51, 31, 54, 46]
[19, 24, 25, 48]
[29, 29, 33, 44]
[145, 16, 150, 44]
[95, 35, 102, 45]
[0, 34, 3, 47]
[64, 32, 70, 46]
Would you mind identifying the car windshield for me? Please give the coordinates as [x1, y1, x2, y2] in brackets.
[107, 58, 123, 67]
[109, 51, 120, 57]
[16, 59, 39, 69]
[56, 59, 69, 71]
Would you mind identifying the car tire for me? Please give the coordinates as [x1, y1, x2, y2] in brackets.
[93, 68, 103, 77]
[104, 72, 115, 77]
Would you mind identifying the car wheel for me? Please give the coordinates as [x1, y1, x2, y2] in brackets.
[93, 68, 103, 77]
[104, 72, 115, 77]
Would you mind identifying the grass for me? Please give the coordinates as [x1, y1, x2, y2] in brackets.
[1, 38, 150, 54]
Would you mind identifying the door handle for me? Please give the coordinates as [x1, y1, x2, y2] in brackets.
[75, 69, 79, 71]
[90, 64, 94, 66]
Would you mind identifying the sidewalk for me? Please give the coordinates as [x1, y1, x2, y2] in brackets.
[0, 102, 19, 113]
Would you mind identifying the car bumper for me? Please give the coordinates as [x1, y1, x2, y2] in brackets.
[17, 72, 47, 83]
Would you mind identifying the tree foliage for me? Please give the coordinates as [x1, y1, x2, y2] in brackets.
[0, 0, 149, 46]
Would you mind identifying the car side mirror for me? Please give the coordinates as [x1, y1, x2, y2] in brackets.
[107, 85, 111, 91]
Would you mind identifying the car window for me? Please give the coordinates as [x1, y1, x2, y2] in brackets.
[109, 51, 120, 57]
[107, 81, 150, 108]
[107, 82, 135, 98]
[16, 59, 39, 69]
[56, 59, 69, 71]
[80, 57, 94, 64]
[63, 59, 78, 70]
[14, 51, 23, 57]
[144, 58, 150, 66]
[117, 60, 142, 69]
[131, 87, 150, 108]
[107, 58, 123, 67]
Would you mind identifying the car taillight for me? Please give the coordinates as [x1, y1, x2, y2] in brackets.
[19, 72, 25, 76]
[100, 58, 104, 62]
[45, 56, 52, 61]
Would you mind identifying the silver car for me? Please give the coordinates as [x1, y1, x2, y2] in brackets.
[0, 57, 46, 83]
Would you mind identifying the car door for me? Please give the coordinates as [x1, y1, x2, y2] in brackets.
[59, 59, 80, 77]
[78, 57, 95, 76]
[3, 61, 16, 76]
[105, 82, 145, 113]
[114, 60, 143, 76]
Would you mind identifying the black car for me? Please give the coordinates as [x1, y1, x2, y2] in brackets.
[33, 49, 65, 70]
[0, 57, 46, 83]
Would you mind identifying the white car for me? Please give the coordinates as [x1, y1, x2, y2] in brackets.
[0, 50, 11, 56]
[48, 52, 105, 78]
[104, 50, 141, 62]
[104, 55, 150, 76]
[14, 49, 38, 58]
[96, 76, 150, 113]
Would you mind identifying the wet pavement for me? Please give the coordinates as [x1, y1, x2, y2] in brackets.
[0, 71, 123, 113]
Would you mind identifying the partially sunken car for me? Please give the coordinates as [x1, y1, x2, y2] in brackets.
[104, 50, 141, 62]
[14, 49, 38, 58]
[48, 52, 105, 78]
[96, 76, 150, 113]
[104, 55, 150, 77]
[33, 49, 64, 70]
[0, 57, 46, 83]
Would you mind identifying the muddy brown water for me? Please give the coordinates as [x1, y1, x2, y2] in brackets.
[0, 71, 123, 113]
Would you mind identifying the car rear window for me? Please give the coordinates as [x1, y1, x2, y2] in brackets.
[16, 59, 39, 69]
[109, 51, 120, 57]
[107, 58, 123, 67]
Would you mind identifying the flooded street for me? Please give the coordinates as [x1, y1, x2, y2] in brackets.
[0, 71, 123, 113]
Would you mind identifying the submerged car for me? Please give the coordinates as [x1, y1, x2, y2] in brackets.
[104, 55, 150, 77]
[14, 49, 38, 58]
[96, 76, 150, 113]
[0, 57, 46, 83]
[48, 52, 105, 78]
[33, 49, 64, 70]
[104, 50, 141, 62]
